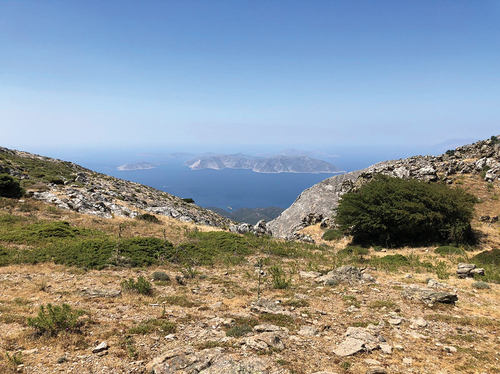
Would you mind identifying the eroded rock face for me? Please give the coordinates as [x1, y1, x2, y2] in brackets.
[268, 137, 500, 239]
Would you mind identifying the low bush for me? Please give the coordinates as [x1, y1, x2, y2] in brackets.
[226, 324, 253, 337]
[472, 249, 500, 265]
[27, 303, 86, 336]
[0, 174, 24, 198]
[151, 271, 170, 281]
[472, 281, 490, 290]
[121, 276, 153, 296]
[269, 265, 291, 289]
[136, 213, 161, 224]
[128, 318, 176, 335]
[337, 246, 369, 256]
[322, 229, 343, 241]
[435, 246, 465, 256]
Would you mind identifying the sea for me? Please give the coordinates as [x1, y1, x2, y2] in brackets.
[39, 143, 446, 212]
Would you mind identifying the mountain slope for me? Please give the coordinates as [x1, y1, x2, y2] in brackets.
[0, 146, 233, 228]
[268, 137, 500, 239]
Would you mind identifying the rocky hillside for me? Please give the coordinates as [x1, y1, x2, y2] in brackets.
[268, 136, 500, 239]
[187, 154, 343, 174]
[0, 146, 232, 228]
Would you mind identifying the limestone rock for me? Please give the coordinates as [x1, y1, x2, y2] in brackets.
[148, 347, 269, 374]
[401, 286, 458, 305]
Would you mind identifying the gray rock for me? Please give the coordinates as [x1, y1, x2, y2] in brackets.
[297, 325, 319, 336]
[401, 286, 458, 305]
[366, 368, 387, 374]
[148, 347, 269, 374]
[333, 337, 366, 357]
[81, 289, 122, 298]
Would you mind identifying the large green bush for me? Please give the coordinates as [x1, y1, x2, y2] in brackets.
[0, 174, 24, 198]
[335, 175, 477, 247]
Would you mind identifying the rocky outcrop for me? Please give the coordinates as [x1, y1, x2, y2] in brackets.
[0, 147, 234, 228]
[269, 137, 500, 239]
[147, 346, 269, 374]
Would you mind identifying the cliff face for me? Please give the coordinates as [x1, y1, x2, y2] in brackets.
[268, 137, 500, 239]
[0, 147, 234, 228]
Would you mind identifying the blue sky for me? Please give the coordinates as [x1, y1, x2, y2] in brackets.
[1, 0, 499, 155]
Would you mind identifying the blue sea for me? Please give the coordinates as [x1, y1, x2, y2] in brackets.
[40, 143, 441, 211]
[96, 163, 338, 210]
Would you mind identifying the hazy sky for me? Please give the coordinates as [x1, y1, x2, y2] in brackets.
[1, 1, 499, 154]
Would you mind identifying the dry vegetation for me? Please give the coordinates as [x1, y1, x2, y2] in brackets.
[0, 175, 500, 373]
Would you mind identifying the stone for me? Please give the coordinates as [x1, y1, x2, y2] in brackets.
[81, 289, 122, 298]
[410, 317, 428, 328]
[333, 337, 366, 357]
[401, 286, 458, 305]
[388, 318, 402, 325]
[364, 359, 381, 366]
[444, 346, 457, 353]
[402, 357, 413, 365]
[253, 324, 288, 334]
[366, 368, 387, 374]
[92, 342, 108, 353]
[379, 343, 392, 354]
[297, 325, 319, 336]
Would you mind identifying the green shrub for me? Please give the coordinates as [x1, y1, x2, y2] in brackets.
[151, 271, 170, 281]
[27, 303, 86, 336]
[435, 246, 465, 256]
[121, 276, 153, 296]
[322, 229, 343, 241]
[128, 318, 176, 335]
[182, 198, 195, 204]
[136, 213, 161, 224]
[226, 324, 253, 337]
[335, 175, 477, 247]
[0, 174, 24, 198]
[337, 246, 369, 256]
[269, 265, 291, 289]
[472, 249, 500, 265]
[119, 237, 173, 267]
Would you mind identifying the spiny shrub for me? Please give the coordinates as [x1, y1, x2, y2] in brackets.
[435, 246, 465, 256]
[472, 281, 490, 289]
[121, 276, 153, 296]
[322, 229, 343, 241]
[151, 271, 170, 281]
[269, 265, 291, 289]
[335, 174, 477, 247]
[27, 303, 86, 336]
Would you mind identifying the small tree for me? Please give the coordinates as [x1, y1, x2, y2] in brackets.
[0, 174, 24, 198]
[335, 175, 477, 247]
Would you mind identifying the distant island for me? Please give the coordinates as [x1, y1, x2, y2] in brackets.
[117, 162, 157, 171]
[185, 154, 344, 174]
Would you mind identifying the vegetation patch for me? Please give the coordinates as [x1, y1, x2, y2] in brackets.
[27, 303, 86, 336]
[0, 174, 24, 198]
[136, 213, 161, 224]
[322, 229, 343, 241]
[226, 324, 253, 337]
[128, 318, 176, 335]
[435, 246, 465, 256]
[121, 276, 153, 296]
[335, 175, 477, 247]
